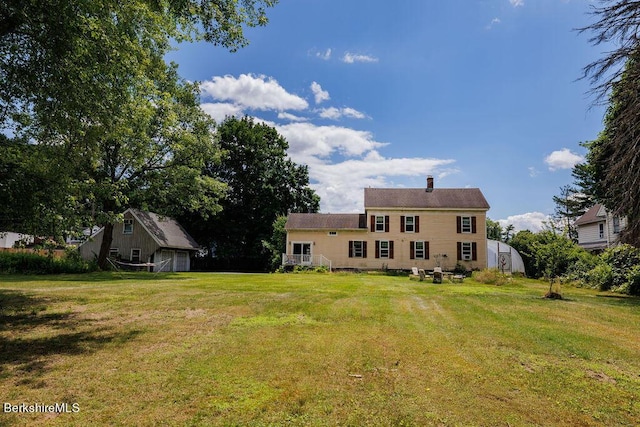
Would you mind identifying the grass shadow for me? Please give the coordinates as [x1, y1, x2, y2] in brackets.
[0, 289, 142, 386]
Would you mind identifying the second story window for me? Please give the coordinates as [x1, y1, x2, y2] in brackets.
[123, 219, 134, 234]
[457, 216, 476, 234]
[371, 215, 389, 232]
[599, 223, 604, 239]
[613, 217, 620, 234]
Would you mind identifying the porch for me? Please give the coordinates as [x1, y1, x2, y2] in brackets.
[281, 253, 332, 271]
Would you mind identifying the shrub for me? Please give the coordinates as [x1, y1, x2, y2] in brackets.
[473, 268, 509, 286]
[584, 263, 614, 291]
[0, 249, 96, 274]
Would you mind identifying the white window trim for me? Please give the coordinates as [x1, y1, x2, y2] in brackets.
[123, 219, 134, 235]
[379, 240, 390, 258]
[405, 216, 415, 233]
[461, 216, 472, 234]
[461, 242, 472, 261]
[414, 241, 426, 259]
[375, 215, 385, 232]
[352, 241, 364, 258]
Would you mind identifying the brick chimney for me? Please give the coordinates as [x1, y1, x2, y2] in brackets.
[426, 175, 434, 192]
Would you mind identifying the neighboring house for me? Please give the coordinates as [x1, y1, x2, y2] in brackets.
[283, 177, 490, 271]
[575, 204, 627, 252]
[79, 208, 200, 272]
[0, 232, 34, 248]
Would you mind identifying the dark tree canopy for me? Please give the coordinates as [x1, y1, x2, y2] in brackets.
[577, 1, 640, 246]
[186, 116, 320, 271]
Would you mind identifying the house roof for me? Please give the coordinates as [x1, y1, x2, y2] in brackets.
[574, 204, 605, 226]
[364, 188, 490, 210]
[128, 209, 200, 250]
[285, 213, 366, 230]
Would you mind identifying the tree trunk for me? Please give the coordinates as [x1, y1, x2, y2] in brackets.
[97, 222, 115, 270]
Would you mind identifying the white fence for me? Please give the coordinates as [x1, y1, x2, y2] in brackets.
[281, 254, 332, 271]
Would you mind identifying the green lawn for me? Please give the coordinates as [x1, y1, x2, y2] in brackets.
[1, 272, 639, 426]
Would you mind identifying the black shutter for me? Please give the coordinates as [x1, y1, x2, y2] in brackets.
[389, 241, 394, 259]
[349, 241, 353, 258]
[456, 216, 462, 234]
[370, 215, 375, 232]
[472, 242, 477, 261]
[363, 241, 368, 258]
[415, 216, 420, 233]
[457, 242, 462, 260]
[375, 240, 380, 258]
[471, 217, 477, 234]
[410, 241, 415, 259]
[425, 241, 430, 259]
[401, 216, 405, 233]
[385, 216, 390, 232]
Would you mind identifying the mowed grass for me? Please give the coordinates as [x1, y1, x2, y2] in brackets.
[0, 272, 639, 426]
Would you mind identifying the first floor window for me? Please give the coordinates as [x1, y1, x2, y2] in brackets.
[410, 241, 429, 259]
[375, 240, 394, 259]
[613, 217, 620, 234]
[123, 219, 134, 234]
[109, 248, 119, 258]
[457, 242, 477, 261]
[349, 240, 367, 258]
[131, 249, 141, 263]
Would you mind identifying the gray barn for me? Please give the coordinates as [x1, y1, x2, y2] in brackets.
[79, 208, 200, 272]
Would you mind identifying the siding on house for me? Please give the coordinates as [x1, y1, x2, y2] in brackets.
[575, 204, 627, 251]
[285, 184, 490, 271]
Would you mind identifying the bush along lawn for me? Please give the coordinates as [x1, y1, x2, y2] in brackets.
[0, 272, 638, 426]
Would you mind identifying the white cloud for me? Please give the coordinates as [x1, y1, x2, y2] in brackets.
[528, 166, 539, 177]
[275, 121, 457, 212]
[342, 52, 379, 64]
[319, 107, 367, 120]
[277, 122, 386, 164]
[310, 155, 458, 213]
[509, 0, 524, 7]
[199, 73, 460, 213]
[316, 48, 332, 60]
[310, 82, 330, 104]
[486, 17, 501, 30]
[200, 74, 308, 111]
[544, 148, 584, 171]
[200, 103, 244, 123]
[277, 112, 307, 122]
[498, 212, 549, 233]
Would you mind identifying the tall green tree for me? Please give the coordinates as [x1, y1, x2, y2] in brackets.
[552, 185, 589, 242]
[486, 218, 503, 241]
[187, 116, 320, 271]
[578, 1, 640, 246]
[1, 0, 277, 268]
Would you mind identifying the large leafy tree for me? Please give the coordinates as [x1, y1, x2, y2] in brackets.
[1, 0, 277, 268]
[186, 116, 320, 271]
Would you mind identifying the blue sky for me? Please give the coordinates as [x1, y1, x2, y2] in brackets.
[167, 0, 607, 232]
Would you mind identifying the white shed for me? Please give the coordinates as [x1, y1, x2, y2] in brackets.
[487, 239, 525, 274]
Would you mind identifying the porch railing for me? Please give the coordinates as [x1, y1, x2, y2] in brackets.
[282, 254, 332, 271]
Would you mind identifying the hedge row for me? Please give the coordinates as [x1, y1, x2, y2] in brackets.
[0, 250, 97, 274]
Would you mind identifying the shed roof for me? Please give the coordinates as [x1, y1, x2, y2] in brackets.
[128, 209, 200, 250]
[285, 213, 366, 230]
[364, 188, 490, 210]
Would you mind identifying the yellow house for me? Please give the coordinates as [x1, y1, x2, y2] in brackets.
[284, 177, 490, 272]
